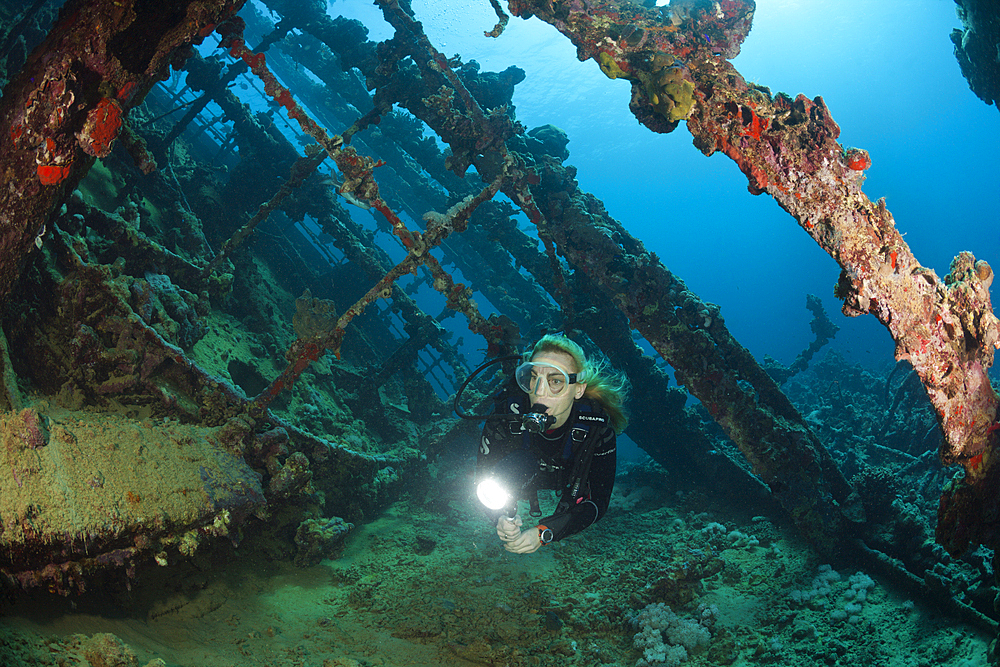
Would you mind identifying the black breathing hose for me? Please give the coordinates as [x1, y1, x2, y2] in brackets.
[454, 354, 556, 431]
[453, 353, 522, 421]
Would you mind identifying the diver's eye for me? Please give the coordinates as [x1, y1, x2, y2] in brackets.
[549, 378, 565, 389]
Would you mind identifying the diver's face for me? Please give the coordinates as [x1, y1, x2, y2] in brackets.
[526, 351, 586, 429]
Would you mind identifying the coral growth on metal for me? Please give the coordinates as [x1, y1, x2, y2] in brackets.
[77, 97, 123, 158]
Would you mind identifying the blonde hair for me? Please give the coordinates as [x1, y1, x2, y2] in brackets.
[528, 334, 630, 434]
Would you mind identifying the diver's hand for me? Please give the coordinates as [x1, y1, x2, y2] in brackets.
[497, 515, 523, 542]
[504, 526, 543, 554]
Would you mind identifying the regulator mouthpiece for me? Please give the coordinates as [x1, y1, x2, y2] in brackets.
[522, 404, 555, 433]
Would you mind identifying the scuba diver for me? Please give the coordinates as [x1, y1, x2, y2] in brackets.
[473, 334, 629, 554]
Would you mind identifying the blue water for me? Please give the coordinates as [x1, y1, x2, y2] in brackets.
[360, 0, 1000, 370]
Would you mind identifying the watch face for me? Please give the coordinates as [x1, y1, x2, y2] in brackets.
[540, 528, 553, 544]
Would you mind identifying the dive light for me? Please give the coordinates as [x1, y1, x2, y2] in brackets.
[475, 449, 538, 517]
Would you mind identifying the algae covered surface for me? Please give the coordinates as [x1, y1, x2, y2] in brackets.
[0, 406, 263, 587]
[0, 464, 990, 667]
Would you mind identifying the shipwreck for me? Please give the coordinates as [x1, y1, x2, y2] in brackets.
[0, 0, 998, 662]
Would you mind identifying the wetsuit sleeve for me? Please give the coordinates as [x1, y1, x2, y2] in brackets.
[477, 381, 526, 480]
[475, 393, 527, 523]
[477, 413, 512, 482]
[540, 425, 617, 542]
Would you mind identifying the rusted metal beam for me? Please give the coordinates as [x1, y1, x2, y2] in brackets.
[0, 0, 246, 306]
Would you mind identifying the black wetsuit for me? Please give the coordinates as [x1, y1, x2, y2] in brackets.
[477, 391, 617, 543]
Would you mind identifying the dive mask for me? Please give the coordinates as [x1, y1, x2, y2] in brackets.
[515, 361, 578, 397]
